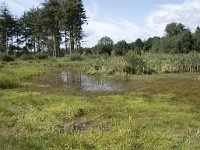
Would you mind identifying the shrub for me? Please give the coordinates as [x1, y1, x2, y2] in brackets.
[97, 45, 113, 56]
[114, 40, 129, 56]
[20, 54, 35, 60]
[83, 48, 94, 55]
[69, 53, 84, 61]
[1, 54, 15, 62]
[35, 52, 49, 60]
[124, 51, 145, 74]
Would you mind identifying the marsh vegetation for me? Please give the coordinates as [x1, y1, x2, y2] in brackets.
[0, 0, 200, 149]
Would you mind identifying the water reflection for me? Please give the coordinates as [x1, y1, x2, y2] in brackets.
[61, 71, 125, 91]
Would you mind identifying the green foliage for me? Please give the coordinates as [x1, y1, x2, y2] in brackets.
[193, 26, 200, 52]
[35, 52, 48, 60]
[114, 40, 129, 56]
[165, 22, 186, 37]
[20, 54, 35, 60]
[97, 45, 113, 56]
[0, 65, 43, 89]
[69, 53, 84, 61]
[124, 51, 146, 74]
[0, 54, 15, 62]
[83, 48, 94, 55]
[95, 36, 114, 56]
[98, 36, 114, 45]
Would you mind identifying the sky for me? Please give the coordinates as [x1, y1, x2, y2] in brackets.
[1, 0, 200, 47]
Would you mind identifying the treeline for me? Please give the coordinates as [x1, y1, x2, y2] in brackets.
[0, 0, 87, 57]
[84, 22, 200, 56]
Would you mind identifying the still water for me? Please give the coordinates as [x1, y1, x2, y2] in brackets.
[60, 70, 126, 91]
[32, 69, 128, 93]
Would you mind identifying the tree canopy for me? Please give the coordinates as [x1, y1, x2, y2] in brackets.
[0, 0, 87, 57]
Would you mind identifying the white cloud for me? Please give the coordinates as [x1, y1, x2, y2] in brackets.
[0, 0, 40, 17]
[83, 19, 148, 47]
[83, 0, 148, 47]
[147, 0, 200, 36]
[2, 0, 200, 47]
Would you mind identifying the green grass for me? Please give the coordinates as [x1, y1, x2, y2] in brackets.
[0, 56, 200, 149]
[0, 90, 199, 149]
[0, 62, 44, 89]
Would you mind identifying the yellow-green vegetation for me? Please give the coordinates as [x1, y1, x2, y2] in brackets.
[0, 62, 44, 89]
[0, 56, 200, 149]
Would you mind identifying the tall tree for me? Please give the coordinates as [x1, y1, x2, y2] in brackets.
[0, 3, 15, 54]
[42, 0, 62, 57]
[61, 0, 87, 53]
[114, 40, 129, 56]
[165, 22, 186, 37]
[96, 36, 114, 55]
[193, 26, 200, 52]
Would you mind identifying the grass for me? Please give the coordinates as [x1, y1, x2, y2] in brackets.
[0, 62, 44, 89]
[0, 56, 200, 149]
[0, 90, 199, 149]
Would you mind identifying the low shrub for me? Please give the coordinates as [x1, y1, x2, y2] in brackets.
[69, 53, 84, 61]
[35, 52, 49, 60]
[125, 51, 145, 74]
[1, 54, 15, 62]
[20, 54, 35, 60]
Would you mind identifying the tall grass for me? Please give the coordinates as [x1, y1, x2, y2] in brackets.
[0, 64, 44, 89]
[123, 52, 200, 74]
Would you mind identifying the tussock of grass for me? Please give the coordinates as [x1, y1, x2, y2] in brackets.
[0, 64, 44, 89]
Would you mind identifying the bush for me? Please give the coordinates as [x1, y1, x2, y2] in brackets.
[20, 54, 35, 60]
[83, 48, 94, 55]
[0, 54, 15, 62]
[35, 52, 49, 60]
[114, 40, 129, 56]
[124, 51, 145, 74]
[96, 45, 113, 56]
[69, 53, 84, 61]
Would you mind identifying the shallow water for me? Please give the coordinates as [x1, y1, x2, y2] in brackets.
[31, 69, 128, 93]
[28, 69, 200, 100]
[60, 70, 127, 91]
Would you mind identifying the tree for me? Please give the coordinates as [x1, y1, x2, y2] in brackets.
[96, 36, 114, 55]
[175, 30, 193, 53]
[134, 38, 144, 54]
[143, 37, 160, 52]
[21, 8, 45, 53]
[60, 0, 87, 54]
[42, 0, 62, 57]
[165, 22, 186, 37]
[98, 36, 114, 45]
[114, 40, 129, 56]
[193, 26, 200, 52]
[0, 3, 15, 54]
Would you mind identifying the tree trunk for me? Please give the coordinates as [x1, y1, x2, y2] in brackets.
[6, 31, 9, 55]
[52, 34, 57, 58]
[69, 26, 74, 54]
[65, 30, 68, 55]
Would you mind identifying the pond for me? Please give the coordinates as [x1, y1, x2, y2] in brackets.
[60, 70, 127, 91]
[31, 69, 129, 93]
[29, 69, 200, 96]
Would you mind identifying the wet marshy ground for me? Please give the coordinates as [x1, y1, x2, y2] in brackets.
[23, 69, 200, 106]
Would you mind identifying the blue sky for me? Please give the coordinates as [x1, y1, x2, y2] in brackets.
[1, 0, 200, 47]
